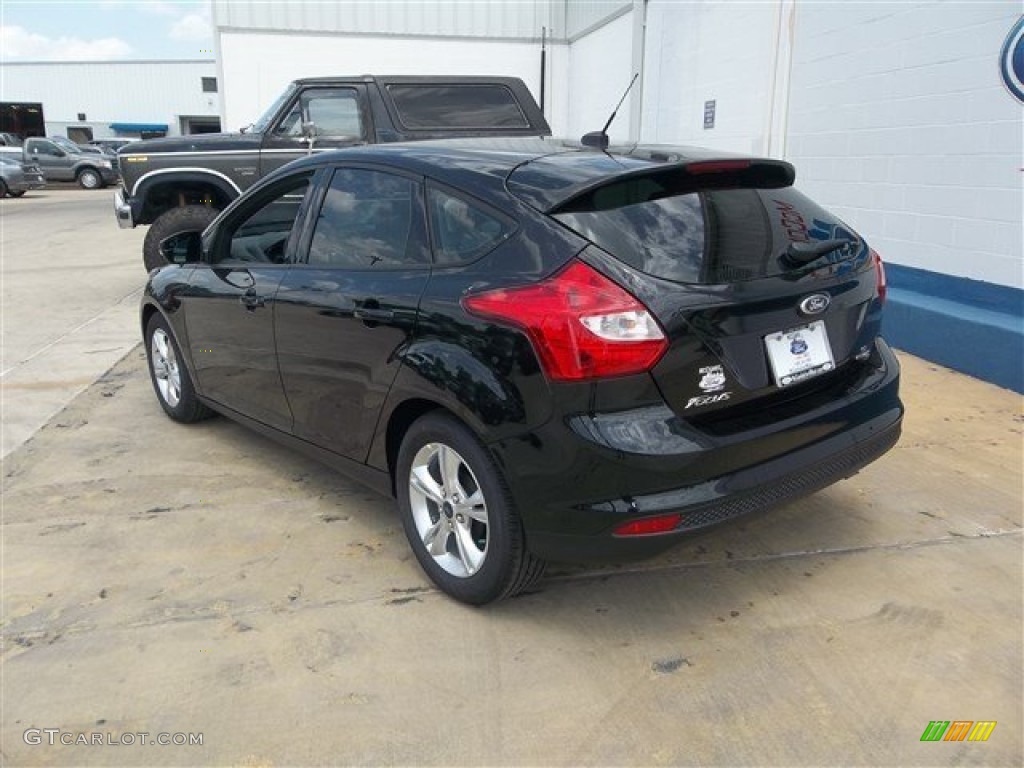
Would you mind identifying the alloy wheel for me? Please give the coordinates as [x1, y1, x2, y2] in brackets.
[408, 442, 489, 577]
[150, 328, 182, 407]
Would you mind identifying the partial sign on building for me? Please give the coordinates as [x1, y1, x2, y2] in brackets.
[703, 99, 715, 130]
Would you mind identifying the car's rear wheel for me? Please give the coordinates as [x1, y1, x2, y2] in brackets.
[143, 205, 220, 273]
[396, 412, 545, 604]
[77, 168, 103, 189]
[145, 314, 211, 423]
[8, 190, 25, 197]
[0, 179, 7, 198]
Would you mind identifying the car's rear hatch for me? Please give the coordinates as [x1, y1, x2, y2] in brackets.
[507, 149, 884, 428]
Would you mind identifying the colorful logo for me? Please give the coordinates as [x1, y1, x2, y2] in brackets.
[1000, 16, 1024, 103]
[920, 721, 996, 742]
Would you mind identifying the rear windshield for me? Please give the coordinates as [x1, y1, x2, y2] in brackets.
[387, 84, 529, 130]
[554, 185, 860, 284]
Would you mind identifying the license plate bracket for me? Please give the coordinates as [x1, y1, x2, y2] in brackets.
[764, 320, 835, 388]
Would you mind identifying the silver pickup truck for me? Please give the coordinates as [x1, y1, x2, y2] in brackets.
[0, 136, 119, 189]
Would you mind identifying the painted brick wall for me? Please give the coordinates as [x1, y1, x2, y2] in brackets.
[787, 1, 1023, 289]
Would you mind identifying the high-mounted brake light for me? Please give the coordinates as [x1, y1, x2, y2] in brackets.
[871, 248, 886, 304]
[462, 260, 668, 381]
[686, 159, 752, 174]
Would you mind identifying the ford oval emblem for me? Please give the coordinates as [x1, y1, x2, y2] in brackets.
[799, 293, 830, 315]
[1000, 17, 1024, 104]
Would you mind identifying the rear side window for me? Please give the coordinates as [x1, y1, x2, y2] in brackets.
[427, 187, 512, 265]
[387, 85, 529, 129]
[554, 186, 859, 284]
[308, 168, 428, 269]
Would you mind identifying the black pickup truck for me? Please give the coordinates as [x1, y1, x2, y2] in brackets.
[115, 75, 551, 271]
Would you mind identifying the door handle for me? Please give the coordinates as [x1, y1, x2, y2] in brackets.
[240, 289, 265, 311]
[353, 300, 394, 325]
[352, 307, 395, 323]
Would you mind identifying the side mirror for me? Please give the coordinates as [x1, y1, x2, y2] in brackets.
[159, 231, 203, 265]
[301, 121, 318, 140]
[581, 131, 609, 150]
[51, 148, 66, 157]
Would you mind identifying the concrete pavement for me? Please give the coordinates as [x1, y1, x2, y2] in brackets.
[1, 187, 146, 458]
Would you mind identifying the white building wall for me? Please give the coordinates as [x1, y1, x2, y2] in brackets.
[0, 61, 219, 138]
[786, 1, 1022, 289]
[640, 0, 780, 154]
[217, 31, 562, 135]
[566, 10, 635, 144]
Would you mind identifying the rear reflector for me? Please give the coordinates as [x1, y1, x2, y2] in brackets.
[613, 514, 683, 537]
[462, 260, 668, 382]
[872, 248, 887, 304]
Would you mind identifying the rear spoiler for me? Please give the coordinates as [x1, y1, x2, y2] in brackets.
[549, 158, 796, 214]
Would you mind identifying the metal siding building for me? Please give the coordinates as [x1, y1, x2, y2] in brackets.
[0, 60, 220, 138]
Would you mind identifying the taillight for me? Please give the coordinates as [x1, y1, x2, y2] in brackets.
[462, 260, 668, 381]
[871, 248, 887, 304]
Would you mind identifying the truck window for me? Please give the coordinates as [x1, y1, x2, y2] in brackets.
[387, 84, 529, 130]
[275, 88, 364, 139]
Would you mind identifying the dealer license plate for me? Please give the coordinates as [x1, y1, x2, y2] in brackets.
[764, 320, 835, 388]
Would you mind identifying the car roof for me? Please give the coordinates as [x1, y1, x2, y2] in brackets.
[273, 138, 791, 211]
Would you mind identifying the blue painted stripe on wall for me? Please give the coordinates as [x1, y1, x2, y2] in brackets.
[882, 264, 1023, 393]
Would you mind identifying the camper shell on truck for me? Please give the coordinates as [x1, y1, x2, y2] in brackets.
[114, 75, 551, 271]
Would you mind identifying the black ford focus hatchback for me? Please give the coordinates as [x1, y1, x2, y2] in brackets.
[141, 139, 902, 604]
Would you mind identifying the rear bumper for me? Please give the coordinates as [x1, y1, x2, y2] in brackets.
[7, 175, 45, 192]
[114, 187, 135, 228]
[490, 337, 903, 563]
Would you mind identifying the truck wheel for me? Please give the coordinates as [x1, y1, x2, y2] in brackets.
[143, 206, 220, 273]
[77, 168, 104, 189]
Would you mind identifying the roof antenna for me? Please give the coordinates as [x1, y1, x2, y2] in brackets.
[581, 72, 639, 150]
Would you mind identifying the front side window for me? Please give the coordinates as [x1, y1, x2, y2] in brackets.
[213, 175, 311, 265]
[427, 187, 512, 265]
[31, 140, 62, 156]
[307, 168, 427, 269]
[275, 88, 364, 139]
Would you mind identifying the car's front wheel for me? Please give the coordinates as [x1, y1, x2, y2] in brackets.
[145, 314, 211, 423]
[396, 412, 545, 604]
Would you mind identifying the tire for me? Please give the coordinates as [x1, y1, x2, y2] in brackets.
[144, 313, 212, 424]
[8, 190, 25, 197]
[143, 205, 220, 273]
[396, 412, 546, 604]
[77, 168, 104, 189]
[0, 179, 7, 198]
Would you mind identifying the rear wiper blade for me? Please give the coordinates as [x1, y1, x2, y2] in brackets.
[785, 237, 854, 264]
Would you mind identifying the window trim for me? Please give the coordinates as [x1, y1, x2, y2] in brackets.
[295, 162, 431, 272]
[424, 180, 518, 268]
